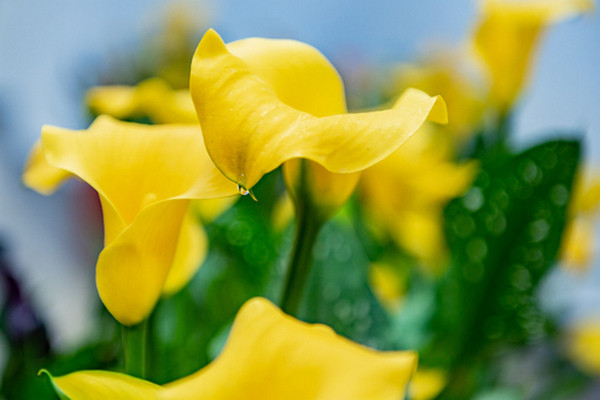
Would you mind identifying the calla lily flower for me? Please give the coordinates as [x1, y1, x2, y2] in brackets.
[190, 29, 447, 195]
[361, 127, 477, 271]
[388, 53, 485, 145]
[368, 261, 407, 312]
[560, 173, 600, 272]
[567, 318, 600, 375]
[473, 0, 594, 111]
[44, 297, 417, 400]
[85, 77, 237, 240]
[23, 123, 235, 295]
[87, 77, 198, 124]
[24, 116, 237, 325]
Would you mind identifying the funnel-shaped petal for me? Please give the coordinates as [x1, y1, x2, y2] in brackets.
[36, 116, 237, 324]
[190, 29, 446, 191]
[46, 298, 417, 400]
[473, 0, 593, 110]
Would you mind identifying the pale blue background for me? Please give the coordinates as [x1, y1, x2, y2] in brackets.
[0, 0, 598, 355]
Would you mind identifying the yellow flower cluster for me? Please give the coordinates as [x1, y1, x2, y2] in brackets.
[25, 28, 444, 399]
[21, 0, 594, 397]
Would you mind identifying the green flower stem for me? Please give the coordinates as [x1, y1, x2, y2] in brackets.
[280, 202, 325, 316]
[280, 160, 327, 316]
[492, 109, 512, 148]
[121, 320, 148, 379]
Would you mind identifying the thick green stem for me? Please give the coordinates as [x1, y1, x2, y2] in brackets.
[280, 160, 328, 316]
[121, 320, 147, 379]
[492, 109, 512, 148]
[280, 203, 324, 316]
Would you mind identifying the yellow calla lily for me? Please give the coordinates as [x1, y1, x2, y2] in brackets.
[567, 318, 600, 375]
[190, 29, 447, 194]
[45, 297, 417, 400]
[473, 0, 594, 111]
[360, 127, 477, 271]
[560, 173, 600, 272]
[389, 55, 485, 144]
[24, 136, 235, 297]
[561, 217, 594, 272]
[368, 261, 407, 312]
[87, 77, 198, 124]
[26, 115, 237, 325]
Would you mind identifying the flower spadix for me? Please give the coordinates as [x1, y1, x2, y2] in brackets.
[190, 29, 447, 193]
[44, 297, 417, 400]
[25, 116, 237, 325]
[473, 0, 594, 111]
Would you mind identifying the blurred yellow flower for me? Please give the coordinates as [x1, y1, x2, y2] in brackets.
[45, 297, 417, 400]
[389, 54, 485, 145]
[148, 2, 210, 89]
[87, 77, 197, 124]
[23, 116, 237, 325]
[85, 74, 237, 280]
[567, 319, 600, 375]
[561, 173, 600, 272]
[27, 78, 238, 296]
[190, 29, 447, 196]
[360, 127, 477, 271]
[283, 159, 361, 221]
[271, 192, 295, 232]
[368, 261, 407, 312]
[408, 368, 447, 400]
[473, 0, 594, 112]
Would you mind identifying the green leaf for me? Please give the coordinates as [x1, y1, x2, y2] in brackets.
[300, 218, 391, 349]
[425, 139, 580, 369]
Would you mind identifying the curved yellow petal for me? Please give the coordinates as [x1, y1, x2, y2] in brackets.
[162, 205, 208, 296]
[227, 37, 347, 117]
[164, 297, 417, 400]
[22, 140, 73, 195]
[97, 200, 189, 325]
[40, 116, 237, 324]
[473, 0, 593, 110]
[43, 370, 161, 400]
[190, 29, 447, 190]
[87, 78, 197, 124]
[228, 36, 358, 215]
[42, 115, 237, 226]
[45, 298, 416, 399]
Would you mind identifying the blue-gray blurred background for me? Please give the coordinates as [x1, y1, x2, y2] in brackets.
[0, 0, 598, 370]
